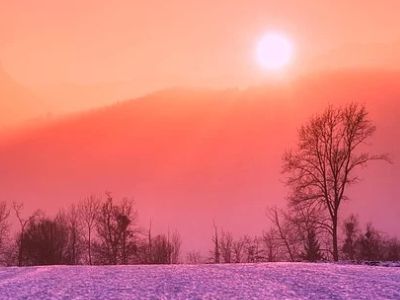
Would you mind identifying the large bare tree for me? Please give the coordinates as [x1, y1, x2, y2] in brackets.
[283, 103, 387, 261]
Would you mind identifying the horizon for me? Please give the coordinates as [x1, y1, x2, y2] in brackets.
[1, 67, 400, 131]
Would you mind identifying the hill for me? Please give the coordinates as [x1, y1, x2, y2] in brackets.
[0, 263, 399, 299]
[0, 69, 399, 252]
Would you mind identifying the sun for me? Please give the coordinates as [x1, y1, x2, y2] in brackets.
[256, 32, 294, 71]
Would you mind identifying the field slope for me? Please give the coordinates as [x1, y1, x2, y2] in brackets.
[0, 263, 399, 299]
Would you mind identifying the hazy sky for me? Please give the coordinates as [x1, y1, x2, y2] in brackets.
[1, 0, 400, 92]
[0, 1, 399, 252]
[1, 0, 400, 128]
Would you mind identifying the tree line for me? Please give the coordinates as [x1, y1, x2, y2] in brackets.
[0, 103, 398, 266]
[0, 194, 181, 266]
[0, 195, 397, 266]
[203, 213, 400, 265]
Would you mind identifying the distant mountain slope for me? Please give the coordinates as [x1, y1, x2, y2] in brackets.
[0, 69, 399, 252]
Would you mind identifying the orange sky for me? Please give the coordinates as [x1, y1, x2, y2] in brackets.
[1, 0, 400, 108]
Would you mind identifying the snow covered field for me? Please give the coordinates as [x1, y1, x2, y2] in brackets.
[0, 263, 399, 299]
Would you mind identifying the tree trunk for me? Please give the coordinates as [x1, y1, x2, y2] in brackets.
[332, 217, 339, 261]
[18, 233, 23, 267]
[88, 228, 92, 265]
[18, 226, 26, 267]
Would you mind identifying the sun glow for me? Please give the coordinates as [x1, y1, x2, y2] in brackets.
[256, 32, 294, 71]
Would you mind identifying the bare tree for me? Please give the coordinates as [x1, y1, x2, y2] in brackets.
[283, 103, 387, 261]
[212, 222, 220, 263]
[245, 236, 261, 263]
[64, 205, 83, 265]
[233, 236, 246, 263]
[0, 201, 10, 264]
[95, 194, 137, 264]
[289, 203, 332, 259]
[21, 215, 69, 266]
[0, 202, 10, 248]
[262, 229, 278, 262]
[143, 230, 181, 265]
[149, 234, 169, 264]
[186, 251, 202, 264]
[268, 207, 296, 261]
[219, 231, 233, 263]
[385, 238, 400, 261]
[145, 222, 153, 264]
[78, 195, 100, 265]
[357, 223, 384, 261]
[117, 198, 138, 264]
[12, 202, 40, 266]
[169, 231, 181, 264]
[342, 214, 360, 260]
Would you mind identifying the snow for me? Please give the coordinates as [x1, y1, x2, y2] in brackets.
[0, 263, 399, 299]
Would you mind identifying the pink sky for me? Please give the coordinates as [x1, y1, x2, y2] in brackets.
[0, 1, 399, 253]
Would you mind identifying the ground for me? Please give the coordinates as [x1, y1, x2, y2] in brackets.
[0, 263, 399, 299]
